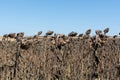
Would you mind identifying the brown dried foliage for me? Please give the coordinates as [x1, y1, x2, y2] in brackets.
[0, 35, 120, 80]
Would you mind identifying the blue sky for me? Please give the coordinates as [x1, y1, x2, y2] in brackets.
[0, 0, 120, 36]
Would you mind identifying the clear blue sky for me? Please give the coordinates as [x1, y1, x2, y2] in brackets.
[0, 0, 120, 36]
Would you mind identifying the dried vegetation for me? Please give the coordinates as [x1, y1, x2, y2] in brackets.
[0, 28, 120, 80]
